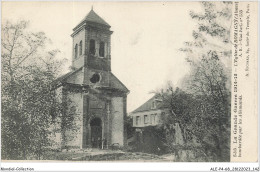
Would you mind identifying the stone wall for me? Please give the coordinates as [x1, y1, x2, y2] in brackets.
[66, 68, 84, 84]
[58, 88, 126, 149]
[72, 29, 85, 69]
[86, 27, 111, 71]
[63, 91, 83, 149]
[111, 97, 124, 146]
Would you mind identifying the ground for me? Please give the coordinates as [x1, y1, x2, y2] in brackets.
[42, 149, 174, 161]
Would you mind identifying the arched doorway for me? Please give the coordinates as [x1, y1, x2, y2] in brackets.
[90, 118, 102, 148]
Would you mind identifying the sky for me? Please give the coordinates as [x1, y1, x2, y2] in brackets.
[2, 1, 202, 112]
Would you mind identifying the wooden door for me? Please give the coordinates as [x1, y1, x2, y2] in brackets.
[90, 118, 102, 148]
[91, 126, 102, 148]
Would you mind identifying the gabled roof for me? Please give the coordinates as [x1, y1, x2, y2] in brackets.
[53, 67, 129, 93]
[83, 9, 110, 26]
[54, 67, 83, 84]
[52, 67, 83, 88]
[132, 94, 166, 113]
[74, 9, 110, 30]
[109, 73, 129, 93]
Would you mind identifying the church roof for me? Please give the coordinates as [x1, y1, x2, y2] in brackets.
[53, 67, 129, 93]
[52, 67, 82, 89]
[132, 94, 166, 113]
[74, 9, 110, 30]
[109, 72, 129, 93]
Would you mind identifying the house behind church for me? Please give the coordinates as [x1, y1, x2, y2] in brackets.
[130, 94, 184, 154]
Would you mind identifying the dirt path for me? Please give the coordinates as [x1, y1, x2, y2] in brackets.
[43, 150, 171, 161]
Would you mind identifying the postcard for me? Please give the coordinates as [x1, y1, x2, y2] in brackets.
[1, 1, 258, 171]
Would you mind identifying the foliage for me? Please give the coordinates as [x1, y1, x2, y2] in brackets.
[157, 87, 197, 159]
[183, 1, 232, 162]
[1, 20, 67, 160]
[125, 115, 135, 139]
[180, 1, 232, 64]
[132, 126, 167, 155]
[157, 2, 232, 162]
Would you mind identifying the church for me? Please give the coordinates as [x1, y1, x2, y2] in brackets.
[53, 9, 129, 150]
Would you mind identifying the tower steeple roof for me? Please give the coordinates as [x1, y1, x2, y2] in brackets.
[74, 9, 110, 31]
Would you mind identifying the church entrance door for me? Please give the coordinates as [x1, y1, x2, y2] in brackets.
[90, 118, 102, 148]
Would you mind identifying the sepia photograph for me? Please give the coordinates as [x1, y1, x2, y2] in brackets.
[1, 1, 258, 168]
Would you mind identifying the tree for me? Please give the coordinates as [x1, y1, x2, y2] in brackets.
[180, 2, 232, 66]
[179, 2, 232, 161]
[1, 20, 65, 159]
[125, 115, 135, 139]
[156, 2, 232, 162]
[156, 85, 198, 161]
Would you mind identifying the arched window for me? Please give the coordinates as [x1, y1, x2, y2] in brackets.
[99, 42, 105, 57]
[90, 39, 95, 55]
[79, 41, 82, 55]
[74, 44, 78, 59]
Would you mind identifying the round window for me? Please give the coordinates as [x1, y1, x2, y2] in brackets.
[90, 73, 101, 83]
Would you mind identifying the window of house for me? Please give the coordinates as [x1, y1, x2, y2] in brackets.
[144, 115, 149, 124]
[151, 114, 154, 124]
[136, 116, 140, 126]
[79, 41, 82, 55]
[151, 114, 157, 124]
[99, 42, 105, 57]
[151, 101, 156, 109]
[90, 39, 95, 55]
[154, 114, 157, 123]
[74, 44, 78, 59]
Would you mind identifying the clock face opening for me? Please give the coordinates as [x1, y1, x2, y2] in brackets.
[90, 73, 101, 83]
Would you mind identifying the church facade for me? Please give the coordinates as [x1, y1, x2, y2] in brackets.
[54, 9, 129, 149]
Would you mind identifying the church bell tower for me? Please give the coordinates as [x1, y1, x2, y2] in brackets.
[71, 8, 113, 71]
